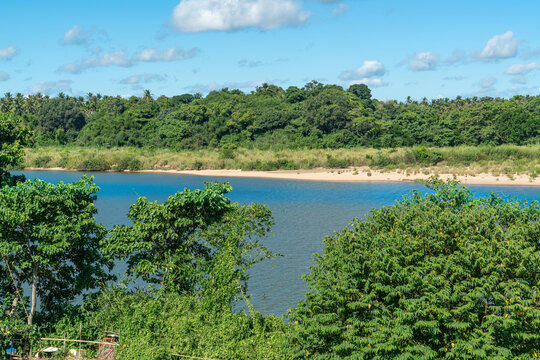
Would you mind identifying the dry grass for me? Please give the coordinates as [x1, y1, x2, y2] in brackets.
[22, 145, 540, 178]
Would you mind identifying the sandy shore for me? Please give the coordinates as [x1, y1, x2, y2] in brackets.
[23, 166, 540, 186]
[133, 167, 540, 186]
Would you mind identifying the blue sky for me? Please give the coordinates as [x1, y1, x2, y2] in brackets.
[1, 0, 539, 100]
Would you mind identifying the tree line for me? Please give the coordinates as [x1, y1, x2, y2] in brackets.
[1, 82, 539, 151]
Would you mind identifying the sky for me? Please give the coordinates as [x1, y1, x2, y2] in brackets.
[1, 0, 539, 100]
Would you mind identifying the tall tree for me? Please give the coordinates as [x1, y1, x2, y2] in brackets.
[104, 182, 274, 308]
[0, 176, 112, 325]
[288, 179, 540, 359]
[0, 113, 30, 186]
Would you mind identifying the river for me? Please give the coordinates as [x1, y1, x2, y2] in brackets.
[16, 171, 540, 317]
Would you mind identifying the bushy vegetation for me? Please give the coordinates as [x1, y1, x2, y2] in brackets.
[1, 83, 538, 153]
[24, 144, 540, 178]
[3, 126, 540, 358]
[0, 113, 30, 185]
[288, 179, 540, 359]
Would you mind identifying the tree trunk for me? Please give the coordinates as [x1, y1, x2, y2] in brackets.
[28, 266, 37, 326]
[7, 295, 18, 317]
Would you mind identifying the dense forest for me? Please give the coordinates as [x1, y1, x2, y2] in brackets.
[1, 82, 539, 151]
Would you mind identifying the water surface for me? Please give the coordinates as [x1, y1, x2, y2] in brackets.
[17, 171, 540, 316]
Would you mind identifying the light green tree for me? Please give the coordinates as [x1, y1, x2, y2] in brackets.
[0, 176, 112, 325]
[0, 113, 30, 186]
[288, 179, 540, 359]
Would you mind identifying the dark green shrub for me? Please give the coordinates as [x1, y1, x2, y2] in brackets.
[219, 143, 237, 159]
[77, 157, 111, 171]
[326, 155, 350, 168]
[32, 155, 52, 168]
[113, 156, 142, 171]
[192, 160, 203, 170]
[242, 159, 298, 171]
[411, 146, 443, 165]
[288, 179, 540, 359]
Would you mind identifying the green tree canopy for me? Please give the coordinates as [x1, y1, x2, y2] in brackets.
[0, 176, 112, 325]
[288, 179, 540, 359]
[0, 113, 30, 186]
[37, 98, 85, 143]
[104, 182, 274, 309]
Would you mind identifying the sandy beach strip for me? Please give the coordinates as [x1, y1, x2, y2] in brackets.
[22, 166, 540, 186]
[133, 168, 540, 186]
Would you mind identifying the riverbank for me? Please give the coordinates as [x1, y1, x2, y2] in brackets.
[22, 145, 540, 185]
[23, 166, 540, 186]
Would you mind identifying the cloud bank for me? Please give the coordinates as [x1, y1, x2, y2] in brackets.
[0, 46, 18, 60]
[477, 31, 520, 61]
[170, 0, 309, 32]
[59, 47, 198, 73]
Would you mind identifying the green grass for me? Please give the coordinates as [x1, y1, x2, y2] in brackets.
[22, 145, 540, 177]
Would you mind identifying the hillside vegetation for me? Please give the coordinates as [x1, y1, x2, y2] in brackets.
[1, 83, 538, 152]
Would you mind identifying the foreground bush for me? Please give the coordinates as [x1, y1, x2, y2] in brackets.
[52, 289, 287, 360]
[288, 179, 540, 359]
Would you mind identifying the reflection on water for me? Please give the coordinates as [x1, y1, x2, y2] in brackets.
[16, 171, 540, 316]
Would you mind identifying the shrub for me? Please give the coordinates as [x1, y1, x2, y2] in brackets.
[287, 179, 540, 359]
[242, 159, 298, 171]
[32, 155, 52, 168]
[113, 156, 142, 171]
[219, 143, 237, 159]
[326, 154, 350, 169]
[77, 157, 111, 171]
[52, 290, 287, 360]
[411, 146, 443, 165]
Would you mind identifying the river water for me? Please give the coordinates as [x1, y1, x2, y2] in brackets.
[16, 171, 540, 317]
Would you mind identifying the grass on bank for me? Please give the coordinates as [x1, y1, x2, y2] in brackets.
[20, 145, 540, 178]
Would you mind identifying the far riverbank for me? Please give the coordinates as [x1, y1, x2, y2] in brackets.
[21, 145, 540, 186]
[23, 166, 540, 186]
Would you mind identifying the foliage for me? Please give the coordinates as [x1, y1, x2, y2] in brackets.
[0, 113, 30, 185]
[0, 176, 113, 325]
[3, 84, 538, 151]
[76, 157, 112, 171]
[287, 179, 540, 359]
[37, 98, 85, 142]
[104, 182, 274, 309]
[51, 288, 288, 360]
[112, 155, 142, 171]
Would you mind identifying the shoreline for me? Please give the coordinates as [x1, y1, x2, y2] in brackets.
[22, 167, 540, 186]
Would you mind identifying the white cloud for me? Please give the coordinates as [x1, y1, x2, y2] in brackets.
[170, 0, 309, 32]
[60, 47, 198, 73]
[333, 3, 349, 15]
[505, 62, 540, 75]
[29, 80, 73, 95]
[133, 47, 198, 62]
[62, 25, 92, 45]
[479, 77, 497, 89]
[478, 31, 520, 61]
[521, 45, 540, 59]
[59, 51, 130, 73]
[406, 52, 439, 71]
[0, 46, 18, 60]
[238, 59, 263, 67]
[346, 78, 387, 88]
[445, 49, 468, 65]
[0, 71, 9, 81]
[443, 75, 466, 81]
[339, 60, 386, 80]
[186, 78, 277, 93]
[510, 76, 527, 84]
[120, 73, 166, 85]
